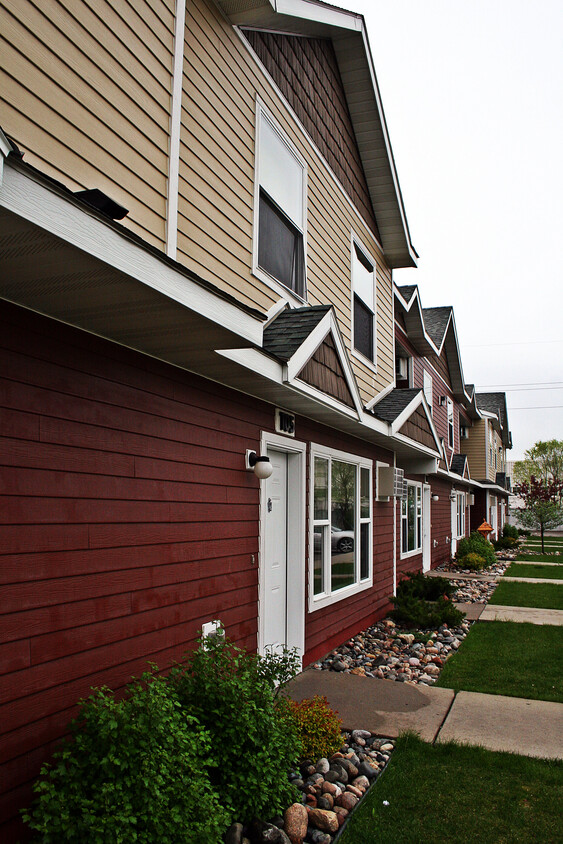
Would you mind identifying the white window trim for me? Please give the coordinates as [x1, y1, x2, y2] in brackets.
[423, 370, 433, 414]
[252, 100, 308, 305]
[455, 492, 466, 539]
[447, 398, 454, 450]
[309, 443, 373, 612]
[350, 233, 377, 370]
[400, 480, 423, 558]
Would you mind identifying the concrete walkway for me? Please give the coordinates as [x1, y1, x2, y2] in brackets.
[503, 576, 562, 585]
[285, 564, 563, 760]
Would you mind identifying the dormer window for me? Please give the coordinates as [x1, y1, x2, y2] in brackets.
[256, 109, 306, 299]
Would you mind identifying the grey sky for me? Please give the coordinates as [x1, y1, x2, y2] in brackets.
[341, 0, 563, 460]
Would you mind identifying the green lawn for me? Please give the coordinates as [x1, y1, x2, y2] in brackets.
[505, 563, 563, 579]
[489, 580, 563, 610]
[435, 622, 563, 702]
[339, 733, 563, 844]
[516, 553, 563, 563]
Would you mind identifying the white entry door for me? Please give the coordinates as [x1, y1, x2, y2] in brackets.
[263, 449, 288, 651]
[422, 484, 431, 571]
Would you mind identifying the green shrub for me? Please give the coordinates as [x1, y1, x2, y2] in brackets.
[22, 671, 229, 843]
[493, 536, 518, 551]
[456, 531, 496, 568]
[502, 523, 519, 540]
[169, 637, 301, 824]
[389, 572, 465, 629]
[286, 695, 343, 761]
[461, 552, 487, 570]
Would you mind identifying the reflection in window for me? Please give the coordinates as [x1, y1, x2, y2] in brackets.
[311, 448, 372, 603]
[401, 482, 422, 554]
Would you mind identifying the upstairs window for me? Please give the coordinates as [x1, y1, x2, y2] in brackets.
[447, 398, 454, 448]
[352, 241, 376, 363]
[423, 370, 433, 413]
[257, 111, 306, 298]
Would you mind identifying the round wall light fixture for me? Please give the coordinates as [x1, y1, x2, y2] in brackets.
[245, 449, 273, 480]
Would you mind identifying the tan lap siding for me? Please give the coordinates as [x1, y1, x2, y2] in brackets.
[0, 0, 174, 249]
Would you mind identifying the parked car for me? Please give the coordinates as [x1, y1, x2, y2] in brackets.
[314, 526, 355, 553]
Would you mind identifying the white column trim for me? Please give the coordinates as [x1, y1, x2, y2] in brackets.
[166, 0, 186, 259]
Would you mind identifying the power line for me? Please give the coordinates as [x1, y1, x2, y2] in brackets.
[466, 339, 563, 348]
[499, 386, 563, 392]
[478, 380, 563, 388]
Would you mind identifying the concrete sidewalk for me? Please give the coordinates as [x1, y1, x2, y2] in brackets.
[480, 605, 563, 625]
[503, 576, 562, 585]
[285, 670, 563, 760]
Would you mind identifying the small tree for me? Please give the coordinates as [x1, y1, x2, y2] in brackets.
[514, 440, 563, 503]
[513, 476, 563, 552]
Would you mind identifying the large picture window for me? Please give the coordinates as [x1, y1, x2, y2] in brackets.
[352, 240, 376, 363]
[311, 445, 372, 609]
[256, 111, 306, 298]
[401, 482, 422, 555]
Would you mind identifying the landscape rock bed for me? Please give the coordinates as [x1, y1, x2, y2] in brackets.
[450, 578, 498, 603]
[435, 557, 512, 578]
[225, 733, 395, 844]
[311, 619, 472, 685]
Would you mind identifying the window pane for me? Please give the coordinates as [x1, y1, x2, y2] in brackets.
[313, 525, 326, 595]
[331, 460, 355, 592]
[258, 192, 304, 295]
[314, 457, 329, 520]
[407, 487, 416, 551]
[360, 522, 370, 580]
[259, 117, 303, 227]
[353, 243, 374, 309]
[360, 467, 370, 518]
[353, 295, 373, 361]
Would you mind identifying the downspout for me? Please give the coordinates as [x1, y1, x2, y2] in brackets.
[166, 0, 187, 259]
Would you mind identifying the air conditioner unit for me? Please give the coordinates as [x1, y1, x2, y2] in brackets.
[378, 466, 405, 499]
[460, 426, 469, 439]
[396, 357, 408, 380]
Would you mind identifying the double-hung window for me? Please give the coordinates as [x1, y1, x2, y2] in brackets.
[447, 398, 454, 449]
[456, 492, 465, 538]
[256, 110, 306, 299]
[352, 240, 376, 363]
[401, 481, 422, 555]
[311, 445, 372, 609]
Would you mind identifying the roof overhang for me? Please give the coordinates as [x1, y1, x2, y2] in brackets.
[0, 156, 264, 370]
[219, 0, 417, 268]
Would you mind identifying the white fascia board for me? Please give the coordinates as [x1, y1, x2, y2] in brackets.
[392, 433, 440, 460]
[364, 379, 395, 412]
[216, 347, 284, 383]
[390, 391, 441, 452]
[1, 162, 263, 348]
[289, 377, 360, 420]
[0, 129, 14, 189]
[285, 309, 363, 416]
[272, 0, 362, 30]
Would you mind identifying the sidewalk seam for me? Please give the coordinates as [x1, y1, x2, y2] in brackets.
[432, 688, 457, 746]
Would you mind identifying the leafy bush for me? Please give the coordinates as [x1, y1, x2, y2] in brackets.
[461, 552, 487, 570]
[502, 523, 519, 540]
[22, 671, 229, 843]
[389, 572, 465, 629]
[493, 536, 518, 551]
[456, 531, 496, 568]
[285, 695, 343, 761]
[169, 637, 302, 824]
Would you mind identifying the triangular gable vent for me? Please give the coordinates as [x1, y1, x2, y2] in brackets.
[398, 405, 437, 450]
[298, 332, 355, 408]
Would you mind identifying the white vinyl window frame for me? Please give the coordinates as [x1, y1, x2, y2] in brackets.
[455, 492, 466, 539]
[447, 398, 454, 449]
[401, 480, 423, 558]
[350, 234, 377, 368]
[253, 102, 308, 304]
[423, 370, 433, 414]
[309, 443, 373, 612]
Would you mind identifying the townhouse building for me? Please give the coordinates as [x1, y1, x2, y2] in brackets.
[0, 0, 510, 838]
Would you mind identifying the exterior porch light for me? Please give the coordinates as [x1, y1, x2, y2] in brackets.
[245, 449, 273, 479]
[432, 494, 439, 502]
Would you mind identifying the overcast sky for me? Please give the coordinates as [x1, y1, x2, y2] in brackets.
[341, 0, 563, 461]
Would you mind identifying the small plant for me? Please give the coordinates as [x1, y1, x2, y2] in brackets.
[286, 695, 343, 761]
[169, 636, 302, 824]
[22, 671, 229, 843]
[461, 552, 487, 570]
[493, 536, 518, 551]
[502, 523, 519, 540]
[389, 572, 465, 629]
[456, 531, 496, 568]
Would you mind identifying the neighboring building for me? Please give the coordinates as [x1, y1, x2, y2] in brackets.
[0, 0, 510, 839]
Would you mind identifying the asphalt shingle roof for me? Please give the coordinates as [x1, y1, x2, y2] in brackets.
[262, 305, 331, 362]
[371, 388, 420, 423]
[397, 285, 417, 304]
[450, 454, 468, 476]
[422, 307, 452, 347]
